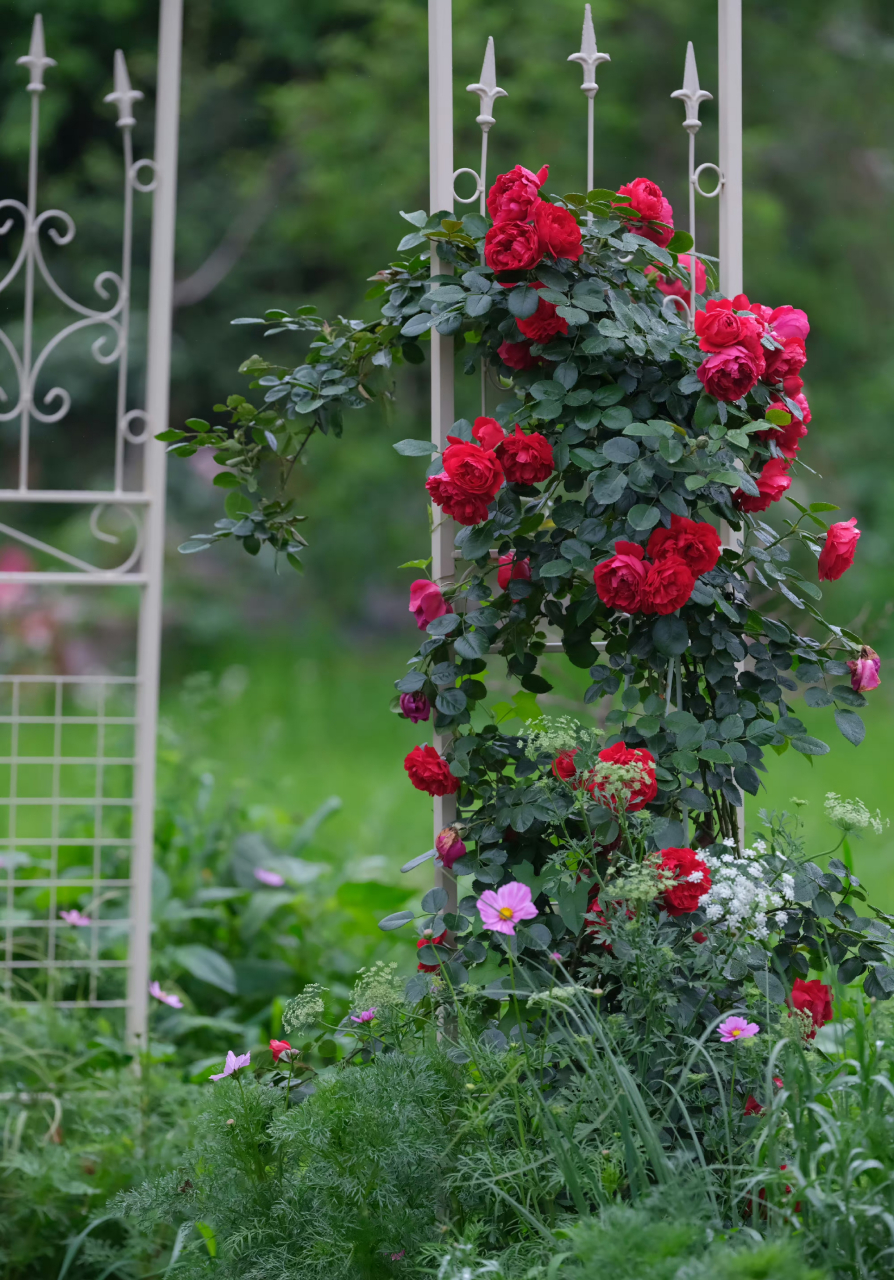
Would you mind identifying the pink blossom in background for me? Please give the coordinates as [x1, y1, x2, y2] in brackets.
[209, 1050, 251, 1080]
[350, 1008, 377, 1024]
[0, 546, 33, 611]
[549, 951, 562, 962]
[254, 867, 285, 887]
[718, 1015, 759, 1043]
[60, 909, 91, 926]
[476, 881, 538, 935]
[149, 980, 183, 1008]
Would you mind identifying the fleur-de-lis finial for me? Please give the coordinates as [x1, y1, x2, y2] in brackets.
[466, 36, 507, 133]
[671, 41, 712, 134]
[104, 50, 143, 129]
[17, 15, 56, 94]
[567, 4, 610, 99]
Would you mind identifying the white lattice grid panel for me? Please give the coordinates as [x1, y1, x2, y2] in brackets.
[0, 674, 138, 1007]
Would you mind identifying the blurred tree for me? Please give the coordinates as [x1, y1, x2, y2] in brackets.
[0, 0, 890, 643]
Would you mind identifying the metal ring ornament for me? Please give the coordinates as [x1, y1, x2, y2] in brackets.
[129, 159, 157, 194]
[452, 166, 482, 205]
[119, 408, 150, 445]
[692, 162, 723, 199]
[661, 292, 692, 325]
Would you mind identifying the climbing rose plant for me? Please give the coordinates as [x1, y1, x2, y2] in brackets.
[162, 163, 890, 1015]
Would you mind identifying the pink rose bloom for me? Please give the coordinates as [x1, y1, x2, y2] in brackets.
[696, 344, 765, 401]
[149, 980, 184, 1008]
[435, 825, 467, 870]
[817, 517, 860, 582]
[399, 691, 430, 723]
[768, 305, 810, 343]
[848, 646, 881, 693]
[409, 579, 451, 630]
[476, 880, 538, 935]
[615, 177, 674, 248]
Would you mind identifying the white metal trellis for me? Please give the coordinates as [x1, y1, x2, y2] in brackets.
[421, 0, 745, 883]
[0, 3, 182, 1046]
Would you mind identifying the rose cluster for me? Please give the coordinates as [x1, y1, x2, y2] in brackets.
[425, 416, 554, 527]
[593, 514, 721, 616]
[552, 742, 658, 813]
[483, 163, 583, 276]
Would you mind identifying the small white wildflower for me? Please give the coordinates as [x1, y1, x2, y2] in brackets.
[825, 791, 888, 835]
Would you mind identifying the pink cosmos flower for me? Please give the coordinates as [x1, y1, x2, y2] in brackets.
[209, 1050, 251, 1081]
[60, 909, 91, 926]
[149, 980, 183, 1008]
[254, 867, 285, 887]
[350, 1007, 377, 1024]
[476, 881, 538, 936]
[718, 1015, 759, 1043]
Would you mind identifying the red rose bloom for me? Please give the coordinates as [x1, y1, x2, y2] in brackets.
[764, 335, 807, 386]
[818, 517, 860, 581]
[696, 343, 765, 401]
[733, 457, 791, 513]
[586, 896, 634, 951]
[640, 554, 696, 615]
[658, 846, 712, 916]
[495, 426, 554, 484]
[590, 742, 657, 812]
[790, 392, 811, 425]
[404, 745, 459, 797]
[694, 300, 749, 350]
[516, 295, 569, 344]
[552, 747, 580, 783]
[615, 177, 674, 248]
[270, 1038, 292, 1063]
[486, 163, 548, 224]
[744, 1095, 764, 1116]
[409, 579, 451, 630]
[647, 514, 721, 578]
[789, 978, 832, 1038]
[534, 201, 583, 261]
[426, 473, 491, 526]
[646, 253, 706, 313]
[497, 553, 531, 591]
[593, 540, 648, 613]
[484, 220, 543, 273]
[442, 440, 504, 499]
[756, 400, 809, 458]
[417, 931, 447, 973]
[472, 416, 506, 451]
[497, 339, 538, 371]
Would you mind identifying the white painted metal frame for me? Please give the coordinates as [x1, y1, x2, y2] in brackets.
[424, 3, 745, 878]
[0, 3, 182, 1045]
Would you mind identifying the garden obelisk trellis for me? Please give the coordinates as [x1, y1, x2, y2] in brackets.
[426, 0, 744, 906]
[0, 3, 182, 1046]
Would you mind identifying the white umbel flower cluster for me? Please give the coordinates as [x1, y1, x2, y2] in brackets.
[697, 838, 796, 941]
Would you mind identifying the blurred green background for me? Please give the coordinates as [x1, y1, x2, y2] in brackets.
[0, 0, 891, 909]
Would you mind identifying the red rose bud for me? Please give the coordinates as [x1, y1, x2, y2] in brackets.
[484, 220, 544, 273]
[534, 201, 583, 261]
[593, 540, 648, 613]
[658, 846, 712, 916]
[734, 457, 791, 513]
[788, 978, 832, 1038]
[647, 514, 721, 578]
[472, 416, 506, 451]
[552, 747, 580, 784]
[763, 335, 807, 385]
[442, 440, 504, 499]
[425, 473, 491, 526]
[497, 553, 531, 591]
[435, 826, 466, 870]
[399, 691, 431, 723]
[516, 294, 569, 344]
[497, 339, 538, 371]
[696, 343, 765, 401]
[417, 931, 447, 973]
[590, 743, 657, 813]
[495, 426, 554, 484]
[646, 254, 706, 313]
[848, 646, 880, 693]
[486, 163, 548, 224]
[404, 745, 459, 797]
[615, 177, 674, 248]
[270, 1038, 292, 1063]
[408, 579, 451, 630]
[640, 554, 696, 615]
[817, 517, 860, 581]
[692, 931, 708, 944]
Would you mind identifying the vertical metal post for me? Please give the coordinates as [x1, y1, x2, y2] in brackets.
[428, 0, 457, 916]
[718, 0, 742, 297]
[126, 0, 182, 1047]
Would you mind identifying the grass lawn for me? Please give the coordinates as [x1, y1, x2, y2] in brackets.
[162, 630, 894, 909]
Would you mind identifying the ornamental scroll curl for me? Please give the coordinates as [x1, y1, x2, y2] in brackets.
[0, 21, 153, 505]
